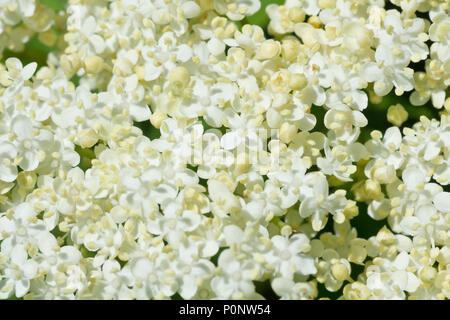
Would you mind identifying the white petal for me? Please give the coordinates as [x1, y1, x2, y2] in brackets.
[11, 245, 27, 265]
[360, 62, 382, 82]
[295, 255, 317, 275]
[22, 62, 37, 80]
[120, 168, 140, 190]
[299, 198, 316, 218]
[91, 35, 106, 54]
[201, 240, 219, 257]
[392, 270, 408, 291]
[297, 113, 316, 131]
[207, 37, 225, 56]
[0, 142, 17, 158]
[22, 260, 38, 279]
[405, 273, 420, 292]
[393, 251, 409, 270]
[179, 276, 197, 299]
[57, 198, 74, 215]
[348, 143, 368, 161]
[366, 273, 383, 290]
[352, 90, 368, 110]
[82, 16, 97, 34]
[221, 131, 241, 150]
[424, 143, 440, 161]
[37, 232, 58, 256]
[144, 62, 162, 81]
[399, 216, 421, 236]
[197, 165, 215, 179]
[302, 85, 325, 106]
[130, 103, 151, 122]
[402, 165, 426, 189]
[103, 260, 121, 281]
[0, 162, 18, 183]
[15, 279, 30, 298]
[384, 126, 402, 149]
[176, 44, 193, 62]
[59, 246, 82, 264]
[431, 91, 445, 109]
[410, 90, 428, 106]
[280, 187, 299, 209]
[210, 276, 233, 298]
[271, 277, 294, 297]
[5, 58, 22, 71]
[352, 111, 368, 127]
[151, 183, 178, 203]
[181, 1, 201, 18]
[179, 210, 201, 232]
[15, 202, 35, 221]
[0, 217, 15, 238]
[368, 199, 390, 220]
[19, 151, 39, 171]
[223, 225, 245, 246]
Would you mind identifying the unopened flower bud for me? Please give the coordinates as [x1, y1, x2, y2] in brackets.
[289, 74, 308, 91]
[256, 40, 281, 60]
[78, 128, 99, 148]
[84, 56, 104, 74]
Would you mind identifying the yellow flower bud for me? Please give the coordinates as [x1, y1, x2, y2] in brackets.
[78, 128, 99, 148]
[289, 73, 308, 91]
[308, 16, 322, 29]
[288, 7, 305, 23]
[281, 39, 300, 62]
[364, 179, 383, 200]
[169, 66, 190, 87]
[84, 55, 104, 74]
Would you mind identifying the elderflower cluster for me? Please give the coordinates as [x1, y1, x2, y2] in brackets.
[0, 0, 449, 300]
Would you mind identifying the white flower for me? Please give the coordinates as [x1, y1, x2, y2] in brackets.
[147, 207, 202, 249]
[364, 127, 404, 184]
[0, 203, 46, 243]
[32, 245, 86, 299]
[208, 179, 240, 217]
[4, 57, 37, 86]
[365, 252, 422, 299]
[174, 255, 215, 299]
[0, 244, 38, 298]
[271, 277, 317, 299]
[128, 255, 177, 299]
[214, 0, 261, 21]
[317, 141, 367, 181]
[76, 15, 106, 56]
[298, 172, 347, 231]
[0, 142, 18, 182]
[316, 249, 352, 292]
